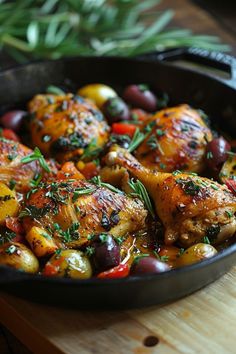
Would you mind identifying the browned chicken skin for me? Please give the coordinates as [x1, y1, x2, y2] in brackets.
[0, 137, 40, 192]
[135, 104, 212, 173]
[105, 146, 236, 247]
[22, 179, 147, 249]
[28, 93, 110, 162]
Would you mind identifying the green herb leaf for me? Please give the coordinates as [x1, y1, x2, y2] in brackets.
[128, 178, 155, 218]
[21, 147, 50, 173]
[46, 85, 65, 95]
[90, 175, 123, 194]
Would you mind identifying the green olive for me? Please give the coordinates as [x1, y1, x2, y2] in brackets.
[176, 243, 217, 267]
[43, 249, 92, 279]
[0, 242, 39, 273]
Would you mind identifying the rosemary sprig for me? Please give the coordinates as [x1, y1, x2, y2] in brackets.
[0, 0, 230, 66]
[128, 178, 155, 218]
[128, 128, 146, 153]
[21, 147, 50, 173]
[90, 175, 123, 194]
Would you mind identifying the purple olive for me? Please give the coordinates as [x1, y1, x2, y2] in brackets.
[123, 84, 157, 112]
[90, 234, 120, 272]
[0, 110, 26, 132]
[102, 97, 130, 124]
[130, 256, 170, 275]
[206, 137, 231, 171]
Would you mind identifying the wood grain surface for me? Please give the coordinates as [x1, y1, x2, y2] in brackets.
[0, 0, 236, 353]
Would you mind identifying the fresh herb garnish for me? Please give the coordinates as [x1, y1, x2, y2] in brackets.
[85, 246, 95, 257]
[9, 179, 17, 190]
[176, 178, 201, 196]
[225, 210, 233, 218]
[72, 187, 96, 202]
[128, 128, 146, 153]
[0, 231, 16, 245]
[46, 85, 65, 95]
[202, 236, 211, 244]
[29, 173, 42, 188]
[54, 222, 80, 243]
[81, 138, 102, 160]
[21, 147, 50, 173]
[146, 134, 164, 154]
[19, 205, 50, 218]
[5, 245, 17, 254]
[206, 151, 213, 159]
[128, 178, 155, 218]
[90, 176, 123, 194]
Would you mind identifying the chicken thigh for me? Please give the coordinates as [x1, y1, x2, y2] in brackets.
[28, 93, 110, 162]
[105, 146, 236, 247]
[22, 178, 147, 249]
[135, 104, 212, 173]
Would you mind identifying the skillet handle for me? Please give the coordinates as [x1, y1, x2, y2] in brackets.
[137, 47, 236, 90]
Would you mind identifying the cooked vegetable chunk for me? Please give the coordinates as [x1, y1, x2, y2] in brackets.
[43, 249, 92, 279]
[0, 242, 39, 273]
[176, 243, 217, 266]
[26, 226, 58, 257]
[0, 182, 19, 224]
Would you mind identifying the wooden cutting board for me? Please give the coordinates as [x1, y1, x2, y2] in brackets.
[1, 265, 236, 354]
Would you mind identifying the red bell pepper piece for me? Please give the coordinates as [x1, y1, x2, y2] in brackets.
[111, 123, 137, 137]
[1, 128, 20, 142]
[97, 263, 130, 279]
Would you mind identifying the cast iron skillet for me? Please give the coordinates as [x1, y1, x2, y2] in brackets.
[0, 47, 236, 309]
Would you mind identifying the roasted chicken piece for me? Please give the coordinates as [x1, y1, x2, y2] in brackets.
[135, 104, 212, 173]
[105, 146, 236, 247]
[0, 137, 40, 192]
[22, 179, 147, 252]
[28, 93, 110, 162]
[0, 137, 58, 193]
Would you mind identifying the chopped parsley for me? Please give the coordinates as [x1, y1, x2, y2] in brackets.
[5, 245, 17, 254]
[206, 151, 213, 159]
[9, 179, 17, 190]
[225, 210, 233, 218]
[176, 178, 201, 196]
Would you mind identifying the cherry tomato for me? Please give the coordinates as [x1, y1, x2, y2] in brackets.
[97, 263, 129, 279]
[1, 128, 20, 142]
